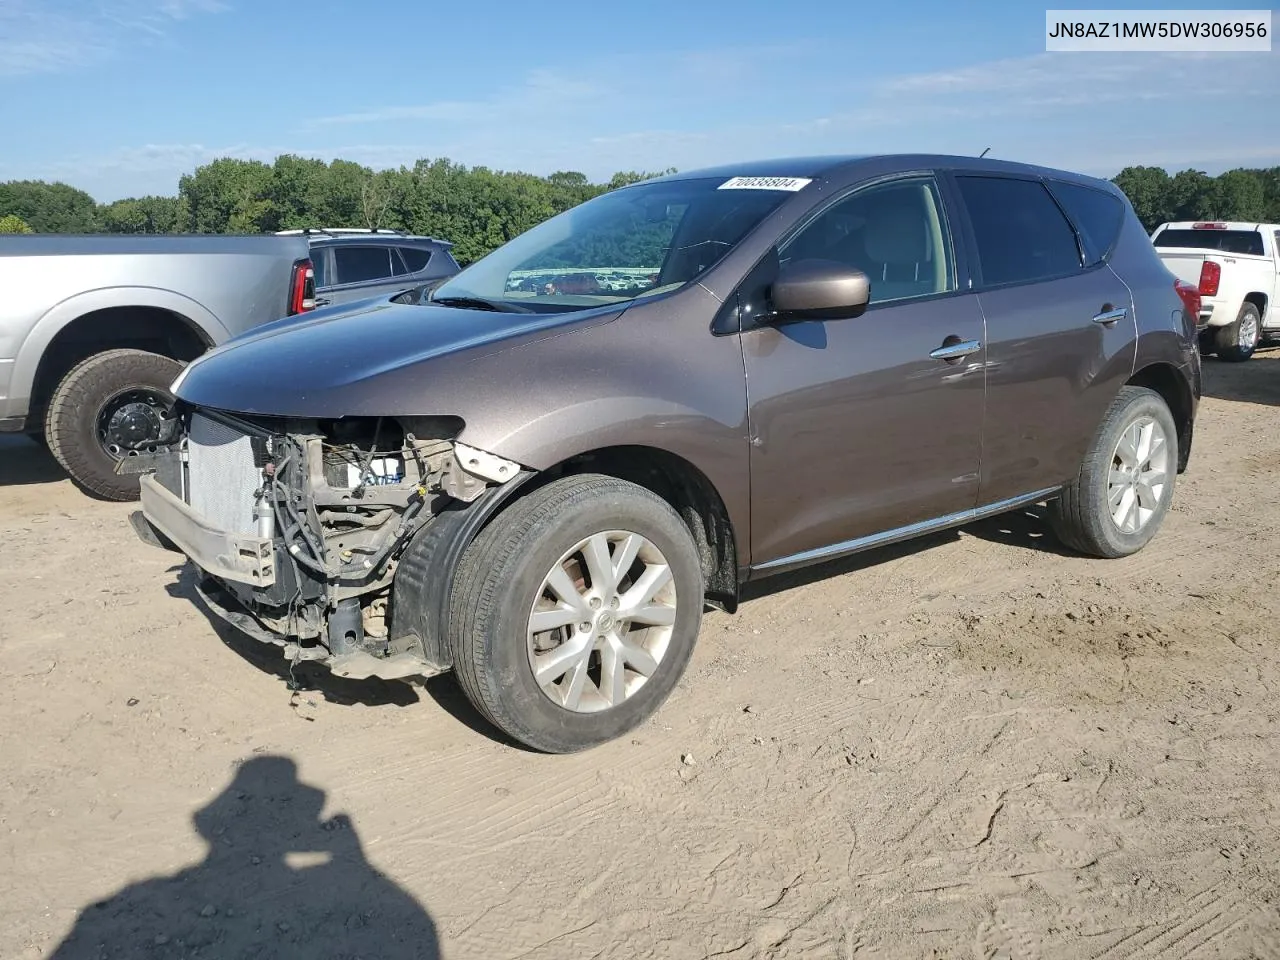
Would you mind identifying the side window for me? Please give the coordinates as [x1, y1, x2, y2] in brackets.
[1047, 180, 1125, 265]
[400, 247, 432, 273]
[310, 248, 328, 287]
[780, 177, 956, 304]
[956, 176, 1083, 286]
[333, 245, 395, 285]
[1274, 231, 1280, 260]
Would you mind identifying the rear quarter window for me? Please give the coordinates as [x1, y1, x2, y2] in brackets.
[955, 175, 1083, 286]
[311, 248, 328, 287]
[1154, 229, 1265, 256]
[1047, 180, 1125, 265]
[400, 247, 432, 273]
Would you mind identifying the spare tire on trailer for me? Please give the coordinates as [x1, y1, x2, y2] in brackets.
[44, 348, 184, 502]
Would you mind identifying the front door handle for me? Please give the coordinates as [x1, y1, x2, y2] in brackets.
[1092, 306, 1127, 326]
[929, 339, 983, 361]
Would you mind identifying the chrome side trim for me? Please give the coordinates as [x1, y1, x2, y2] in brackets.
[752, 486, 1061, 573]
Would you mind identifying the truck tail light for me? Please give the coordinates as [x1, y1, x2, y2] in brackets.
[1198, 260, 1221, 297]
[1175, 279, 1201, 323]
[1192, 222, 1227, 230]
[288, 258, 316, 315]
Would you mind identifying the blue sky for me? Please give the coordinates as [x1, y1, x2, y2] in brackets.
[1, 0, 1277, 201]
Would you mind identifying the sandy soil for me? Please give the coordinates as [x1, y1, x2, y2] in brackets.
[2, 352, 1279, 960]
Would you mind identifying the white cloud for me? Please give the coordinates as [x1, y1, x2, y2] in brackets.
[0, 0, 227, 75]
[308, 43, 818, 130]
[298, 46, 1279, 168]
[312, 69, 601, 127]
[156, 0, 228, 18]
[16, 42, 1280, 200]
[877, 50, 1276, 107]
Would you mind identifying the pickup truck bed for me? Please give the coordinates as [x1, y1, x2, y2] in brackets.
[1151, 221, 1280, 362]
[0, 234, 314, 499]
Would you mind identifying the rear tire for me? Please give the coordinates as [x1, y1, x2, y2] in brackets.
[44, 348, 183, 502]
[1048, 386, 1178, 559]
[447, 474, 704, 753]
[1214, 303, 1260, 362]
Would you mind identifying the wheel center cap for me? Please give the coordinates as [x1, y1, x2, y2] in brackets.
[108, 402, 161, 447]
[596, 611, 617, 633]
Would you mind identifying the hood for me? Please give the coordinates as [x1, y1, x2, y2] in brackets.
[175, 295, 623, 417]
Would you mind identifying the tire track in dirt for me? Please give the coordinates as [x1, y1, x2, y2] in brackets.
[5, 361, 1280, 959]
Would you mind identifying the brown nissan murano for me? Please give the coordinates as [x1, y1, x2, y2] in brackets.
[133, 155, 1201, 752]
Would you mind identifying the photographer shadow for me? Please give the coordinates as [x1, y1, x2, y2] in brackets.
[48, 755, 441, 959]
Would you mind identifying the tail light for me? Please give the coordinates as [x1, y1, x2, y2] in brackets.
[288, 258, 316, 315]
[1198, 260, 1221, 297]
[1175, 279, 1201, 324]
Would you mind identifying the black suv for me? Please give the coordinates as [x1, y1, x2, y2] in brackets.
[278, 228, 461, 308]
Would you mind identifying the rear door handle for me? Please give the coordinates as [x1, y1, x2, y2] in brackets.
[929, 339, 982, 361]
[1092, 306, 1127, 326]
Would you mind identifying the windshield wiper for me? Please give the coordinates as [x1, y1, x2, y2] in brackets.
[428, 295, 533, 314]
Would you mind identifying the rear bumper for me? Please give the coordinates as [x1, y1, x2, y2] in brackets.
[139, 474, 276, 587]
[1199, 298, 1233, 328]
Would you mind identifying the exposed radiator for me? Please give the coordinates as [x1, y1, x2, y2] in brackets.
[186, 412, 262, 535]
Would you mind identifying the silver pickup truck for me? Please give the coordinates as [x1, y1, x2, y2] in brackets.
[0, 234, 314, 500]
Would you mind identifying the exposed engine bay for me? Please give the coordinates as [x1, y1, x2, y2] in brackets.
[138, 406, 524, 680]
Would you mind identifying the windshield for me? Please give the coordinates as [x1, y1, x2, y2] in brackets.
[1154, 228, 1264, 256]
[429, 177, 799, 312]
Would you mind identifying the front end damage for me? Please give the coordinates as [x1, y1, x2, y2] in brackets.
[135, 407, 524, 681]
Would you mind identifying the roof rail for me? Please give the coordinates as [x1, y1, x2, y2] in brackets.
[273, 227, 452, 248]
[274, 226, 411, 237]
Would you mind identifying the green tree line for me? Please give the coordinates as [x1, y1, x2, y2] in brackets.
[2, 155, 1278, 258]
[0, 157, 674, 263]
[1112, 166, 1280, 230]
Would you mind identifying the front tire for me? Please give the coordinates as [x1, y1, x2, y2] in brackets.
[44, 349, 184, 501]
[1214, 303, 1261, 362]
[448, 474, 705, 753]
[1048, 386, 1178, 558]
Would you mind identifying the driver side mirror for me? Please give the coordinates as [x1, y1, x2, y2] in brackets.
[769, 258, 870, 322]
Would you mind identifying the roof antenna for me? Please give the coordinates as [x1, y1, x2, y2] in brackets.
[978, 147, 991, 158]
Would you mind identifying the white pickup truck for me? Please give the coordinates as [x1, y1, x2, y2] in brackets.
[1150, 221, 1280, 362]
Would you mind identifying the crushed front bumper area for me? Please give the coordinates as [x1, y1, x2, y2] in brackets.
[130, 410, 524, 684]
[135, 475, 445, 682]
[194, 576, 444, 682]
[139, 475, 275, 587]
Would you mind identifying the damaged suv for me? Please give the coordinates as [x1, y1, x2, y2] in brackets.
[133, 155, 1200, 753]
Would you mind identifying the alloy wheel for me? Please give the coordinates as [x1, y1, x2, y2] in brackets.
[526, 530, 677, 713]
[1107, 416, 1171, 535]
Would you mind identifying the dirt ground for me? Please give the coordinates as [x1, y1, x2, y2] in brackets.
[2, 352, 1279, 960]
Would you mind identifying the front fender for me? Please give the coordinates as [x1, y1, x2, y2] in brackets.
[12, 286, 227, 406]
[389, 472, 537, 669]
[460, 397, 752, 561]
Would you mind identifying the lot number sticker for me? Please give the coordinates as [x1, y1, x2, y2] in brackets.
[718, 176, 812, 191]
